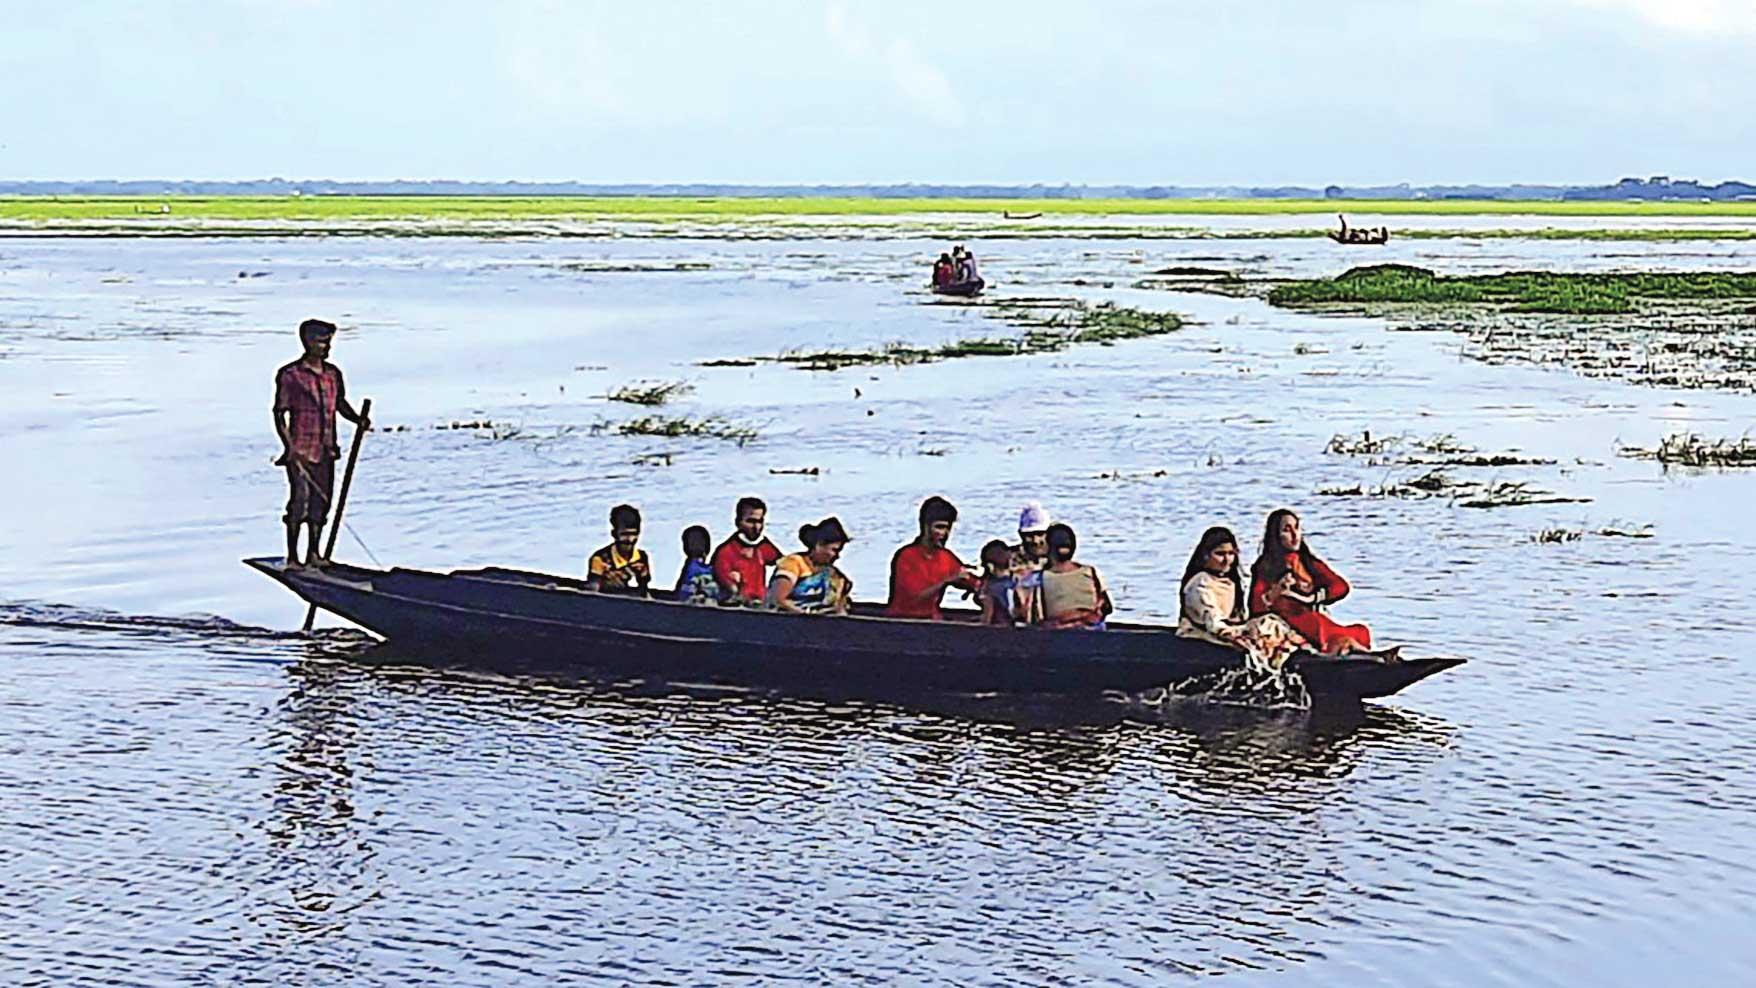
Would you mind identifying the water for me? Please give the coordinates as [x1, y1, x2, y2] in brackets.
[2, 233, 1754, 984]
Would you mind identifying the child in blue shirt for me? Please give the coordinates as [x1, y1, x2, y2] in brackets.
[978, 539, 1020, 625]
[673, 525, 721, 604]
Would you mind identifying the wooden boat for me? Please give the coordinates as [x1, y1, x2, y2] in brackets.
[245, 557, 1462, 702]
[1327, 230, 1391, 245]
[932, 278, 986, 298]
[1328, 215, 1391, 245]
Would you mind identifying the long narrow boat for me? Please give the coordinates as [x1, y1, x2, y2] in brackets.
[247, 558, 1462, 702]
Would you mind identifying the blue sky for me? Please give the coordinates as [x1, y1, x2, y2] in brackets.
[4, 0, 1754, 184]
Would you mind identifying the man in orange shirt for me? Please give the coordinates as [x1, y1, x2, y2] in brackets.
[884, 496, 980, 620]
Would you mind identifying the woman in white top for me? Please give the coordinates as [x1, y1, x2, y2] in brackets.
[1177, 526, 1307, 668]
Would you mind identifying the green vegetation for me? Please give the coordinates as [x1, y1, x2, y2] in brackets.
[1270, 264, 1756, 315]
[758, 302, 1183, 371]
[617, 414, 758, 445]
[1533, 526, 1654, 544]
[1621, 433, 1756, 467]
[12, 195, 1756, 224]
[605, 380, 694, 406]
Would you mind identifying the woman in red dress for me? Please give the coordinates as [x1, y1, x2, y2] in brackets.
[1247, 508, 1374, 655]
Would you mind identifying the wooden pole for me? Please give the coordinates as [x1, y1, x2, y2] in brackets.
[304, 397, 371, 633]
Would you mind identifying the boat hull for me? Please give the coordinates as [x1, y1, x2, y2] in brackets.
[245, 558, 1461, 701]
[931, 279, 986, 297]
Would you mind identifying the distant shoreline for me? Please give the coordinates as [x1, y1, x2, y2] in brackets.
[8, 195, 1756, 222]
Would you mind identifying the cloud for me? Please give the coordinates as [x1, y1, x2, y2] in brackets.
[825, 2, 966, 127]
[1566, 0, 1756, 35]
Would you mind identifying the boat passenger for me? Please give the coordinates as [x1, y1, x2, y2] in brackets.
[1177, 526, 1308, 668]
[885, 496, 980, 620]
[767, 517, 855, 615]
[585, 503, 652, 596]
[273, 318, 370, 570]
[1248, 508, 1372, 655]
[932, 253, 956, 289]
[978, 539, 1021, 626]
[1037, 523, 1113, 630]
[1006, 502, 1054, 623]
[958, 250, 981, 284]
[711, 496, 781, 605]
[673, 525, 720, 604]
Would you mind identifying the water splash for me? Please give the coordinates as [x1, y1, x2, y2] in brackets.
[0, 600, 373, 647]
[1119, 654, 1313, 714]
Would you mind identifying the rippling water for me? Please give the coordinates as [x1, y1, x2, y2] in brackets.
[3, 234, 1755, 984]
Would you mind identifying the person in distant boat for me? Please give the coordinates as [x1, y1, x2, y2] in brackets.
[958, 249, 981, 284]
[978, 539, 1022, 626]
[932, 252, 956, 290]
[1037, 523, 1113, 630]
[711, 496, 782, 605]
[585, 503, 652, 595]
[1177, 526, 1308, 668]
[673, 525, 720, 604]
[885, 496, 980, 620]
[1009, 502, 1053, 624]
[1248, 508, 1377, 655]
[273, 318, 369, 571]
[767, 517, 854, 614]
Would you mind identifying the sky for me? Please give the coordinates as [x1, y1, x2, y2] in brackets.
[3, 0, 1754, 185]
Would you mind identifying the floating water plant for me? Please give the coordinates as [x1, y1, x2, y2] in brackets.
[1456, 482, 1591, 509]
[1620, 433, 1756, 467]
[617, 415, 758, 445]
[1325, 430, 1403, 456]
[605, 380, 694, 406]
[1532, 525, 1654, 544]
[755, 302, 1184, 371]
[1269, 265, 1756, 316]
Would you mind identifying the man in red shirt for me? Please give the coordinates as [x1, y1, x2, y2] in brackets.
[711, 496, 781, 605]
[273, 319, 369, 570]
[885, 496, 980, 620]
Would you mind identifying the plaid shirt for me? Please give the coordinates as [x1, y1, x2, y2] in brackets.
[274, 359, 345, 463]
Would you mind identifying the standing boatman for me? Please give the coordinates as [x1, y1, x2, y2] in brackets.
[273, 318, 369, 570]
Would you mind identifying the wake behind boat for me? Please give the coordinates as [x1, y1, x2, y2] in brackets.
[245, 556, 1463, 702]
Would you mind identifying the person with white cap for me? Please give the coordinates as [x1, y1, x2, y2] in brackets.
[1009, 502, 1053, 624]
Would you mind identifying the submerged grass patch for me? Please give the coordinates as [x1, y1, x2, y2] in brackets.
[1620, 433, 1756, 467]
[1269, 264, 1756, 315]
[1323, 429, 1555, 467]
[605, 379, 694, 406]
[616, 414, 758, 445]
[751, 302, 1184, 371]
[1533, 525, 1654, 544]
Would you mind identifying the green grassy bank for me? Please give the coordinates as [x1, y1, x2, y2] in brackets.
[1268, 264, 1756, 315]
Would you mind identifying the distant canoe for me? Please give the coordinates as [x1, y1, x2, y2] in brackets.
[1327, 230, 1391, 245]
[246, 556, 1463, 702]
[932, 278, 986, 297]
[1003, 211, 1044, 220]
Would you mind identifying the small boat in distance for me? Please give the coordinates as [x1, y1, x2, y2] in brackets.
[246, 556, 1463, 703]
[931, 279, 986, 298]
[1328, 214, 1391, 245]
[1002, 210, 1044, 220]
